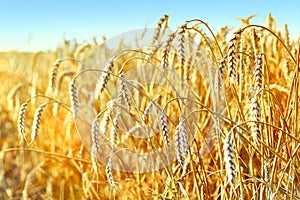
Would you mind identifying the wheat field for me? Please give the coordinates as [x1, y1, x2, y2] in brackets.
[0, 14, 299, 199]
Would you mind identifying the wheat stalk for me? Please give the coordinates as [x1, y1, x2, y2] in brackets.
[174, 116, 188, 166]
[69, 78, 79, 119]
[127, 124, 141, 135]
[223, 131, 235, 185]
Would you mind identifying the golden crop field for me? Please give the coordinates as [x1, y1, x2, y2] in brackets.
[0, 14, 299, 199]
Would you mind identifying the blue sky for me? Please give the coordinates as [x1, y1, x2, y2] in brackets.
[0, 0, 299, 52]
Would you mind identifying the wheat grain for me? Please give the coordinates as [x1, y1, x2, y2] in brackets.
[174, 116, 188, 166]
[223, 132, 235, 185]
[18, 101, 28, 143]
[31, 103, 47, 142]
[69, 78, 79, 119]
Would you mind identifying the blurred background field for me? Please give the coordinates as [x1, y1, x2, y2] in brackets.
[0, 1, 300, 200]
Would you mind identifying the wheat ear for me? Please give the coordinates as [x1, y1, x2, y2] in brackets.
[248, 96, 261, 143]
[31, 103, 47, 142]
[161, 33, 175, 71]
[118, 71, 131, 107]
[91, 112, 102, 171]
[110, 110, 120, 148]
[69, 78, 79, 119]
[227, 33, 238, 83]
[177, 25, 186, 80]
[152, 14, 169, 46]
[18, 101, 29, 143]
[253, 54, 263, 93]
[160, 110, 170, 149]
[223, 131, 235, 185]
[49, 59, 62, 89]
[142, 102, 153, 124]
[106, 156, 116, 188]
[284, 24, 291, 50]
[95, 60, 114, 98]
[174, 116, 188, 166]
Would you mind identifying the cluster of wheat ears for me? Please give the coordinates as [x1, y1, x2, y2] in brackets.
[0, 14, 299, 199]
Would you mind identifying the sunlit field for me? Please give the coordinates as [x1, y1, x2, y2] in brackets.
[0, 14, 299, 199]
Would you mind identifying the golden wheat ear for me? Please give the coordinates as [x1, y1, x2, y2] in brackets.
[223, 132, 235, 185]
[18, 101, 29, 143]
[161, 33, 175, 71]
[91, 112, 102, 172]
[227, 33, 238, 84]
[69, 78, 79, 119]
[31, 103, 47, 143]
[160, 110, 170, 150]
[118, 70, 131, 107]
[49, 58, 62, 89]
[174, 116, 188, 166]
[94, 60, 114, 100]
[151, 14, 169, 46]
[106, 156, 116, 188]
